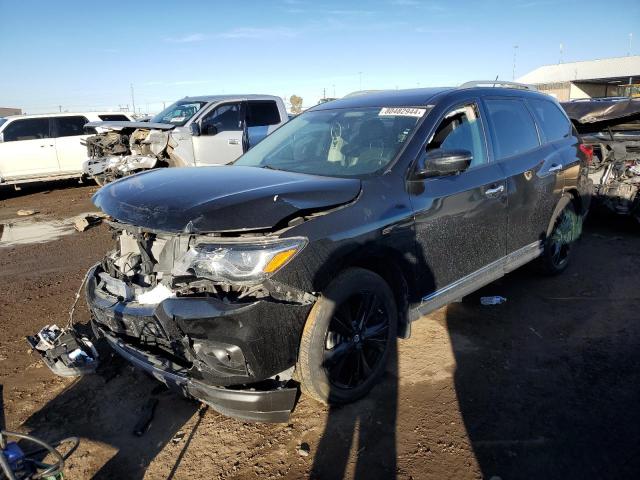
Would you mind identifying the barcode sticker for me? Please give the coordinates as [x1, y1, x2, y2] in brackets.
[378, 107, 426, 117]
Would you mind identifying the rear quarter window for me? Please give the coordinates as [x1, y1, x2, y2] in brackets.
[527, 98, 571, 143]
[484, 98, 540, 160]
[2, 118, 50, 142]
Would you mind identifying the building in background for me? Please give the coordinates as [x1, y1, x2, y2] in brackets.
[0, 107, 22, 116]
[518, 55, 640, 100]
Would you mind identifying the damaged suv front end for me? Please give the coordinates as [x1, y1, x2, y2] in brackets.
[85, 166, 361, 421]
[562, 98, 640, 222]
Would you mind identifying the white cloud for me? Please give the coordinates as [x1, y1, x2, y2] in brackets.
[217, 27, 299, 39]
[164, 33, 207, 43]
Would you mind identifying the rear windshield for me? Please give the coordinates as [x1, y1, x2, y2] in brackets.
[150, 100, 207, 126]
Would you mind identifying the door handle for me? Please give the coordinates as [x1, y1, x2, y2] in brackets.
[548, 164, 563, 173]
[484, 185, 504, 197]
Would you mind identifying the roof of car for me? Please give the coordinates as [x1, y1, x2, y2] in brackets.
[1, 112, 133, 120]
[311, 85, 558, 111]
[181, 94, 281, 103]
[312, 88, 453, 110]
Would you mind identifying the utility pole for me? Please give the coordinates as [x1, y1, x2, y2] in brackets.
[130, 83, 136, 114]
[559, 43, 564, 64]
[58, 105, 62, 112]
[512, 45, 519, 81]
[323, 87, 326, 100]
[332, 84, 336, 97]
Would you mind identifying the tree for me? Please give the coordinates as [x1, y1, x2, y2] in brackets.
[290, 95, 303, 114]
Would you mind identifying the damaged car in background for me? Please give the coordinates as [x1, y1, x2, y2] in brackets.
[83, 84, 590, 422]
[562, 98, 640, 223]
[82, 95, 288, 185]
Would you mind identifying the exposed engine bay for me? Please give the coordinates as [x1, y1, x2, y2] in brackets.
[83, 121, 182, 185]
[562, 99, 640, 222]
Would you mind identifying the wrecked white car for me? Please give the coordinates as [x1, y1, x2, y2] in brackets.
[82, 95, 288, 185]
[562, 98, 640, 223]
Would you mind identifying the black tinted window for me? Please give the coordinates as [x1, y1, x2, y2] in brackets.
[528, 98, 570, 143]
[201, 103, 241, 135]
[485, 99, 540, 160]
[247, 101, 281, 127]
[54, 116, 89, 137]
[98, 114, 130, 121]
[3, 118, 50, 142]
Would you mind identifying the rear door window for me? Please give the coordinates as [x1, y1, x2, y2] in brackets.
[247, 101, 281, 127]
[53, 116, 90, 137]
[98, 114, 131, 121]
[484, 99, 540, 160]
[527, 98, 571, 143]
[2, 118, 50, 142]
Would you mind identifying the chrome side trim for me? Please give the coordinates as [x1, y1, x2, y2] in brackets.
[410, 241, 542, 320]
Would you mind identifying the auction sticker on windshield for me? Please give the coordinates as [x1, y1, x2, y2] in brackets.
[379, 107, 426, 117]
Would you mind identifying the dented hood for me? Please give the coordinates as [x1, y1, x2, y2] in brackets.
[92, 166, 361, 233]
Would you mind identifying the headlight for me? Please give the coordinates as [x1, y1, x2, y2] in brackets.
[172, 237, 307, 284]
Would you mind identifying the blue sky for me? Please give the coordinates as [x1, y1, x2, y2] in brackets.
[1, 0, 638, 114]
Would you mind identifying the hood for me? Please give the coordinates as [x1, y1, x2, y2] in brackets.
[561, 99, 640, 127]
[92, 166, 361, 233]
[85, 121, 176, 131]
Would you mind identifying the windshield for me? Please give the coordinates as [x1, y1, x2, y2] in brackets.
[234, 106, 428, 177]
[150, 100, 208, 126]
[0, 118, 6, 129]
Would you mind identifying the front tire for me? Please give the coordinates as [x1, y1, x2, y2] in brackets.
[297, 268, 397, 405]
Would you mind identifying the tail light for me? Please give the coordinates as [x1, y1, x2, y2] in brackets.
[579, 144, 593, 165]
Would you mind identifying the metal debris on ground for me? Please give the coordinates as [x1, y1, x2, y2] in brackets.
[73, 212, 107, 232]
[26, 325, 99, 377]
[480, 296, 507, 306]
[297, 442, 311, 457]
[16, 210, 38, 216]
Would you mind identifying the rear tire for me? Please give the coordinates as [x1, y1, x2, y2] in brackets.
[539, 200, 579, 275]
[296, 268, 397, 405]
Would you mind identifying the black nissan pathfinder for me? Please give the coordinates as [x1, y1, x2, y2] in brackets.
[86, 82, 592, 422]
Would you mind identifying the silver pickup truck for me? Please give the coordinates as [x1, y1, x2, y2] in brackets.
[82, 95, 288, 184]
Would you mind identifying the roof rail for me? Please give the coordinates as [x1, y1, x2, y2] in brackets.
[459, 80, 537, 91]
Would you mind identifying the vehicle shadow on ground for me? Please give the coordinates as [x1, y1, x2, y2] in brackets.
[0, 178, 92, 200]
[448, 215, 640, 479]
[309, 234, 434, 479]
[21, 353, 198, 479]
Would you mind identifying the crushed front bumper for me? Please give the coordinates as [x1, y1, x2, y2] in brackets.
[85, 266, 311, 422]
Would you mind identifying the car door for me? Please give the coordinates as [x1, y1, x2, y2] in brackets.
[409, 100, 507, 298]
[52, 115, 92, 173]
[192, 102, 245, 166]
[0, 117, 58, 179]
[482, 97, 565, 258]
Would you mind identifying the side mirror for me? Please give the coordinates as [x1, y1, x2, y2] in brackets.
[414, 149, 473, 179]
[190, 123, 201, 137]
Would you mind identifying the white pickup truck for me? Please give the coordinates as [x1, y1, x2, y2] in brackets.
[83, 95, 288, 184]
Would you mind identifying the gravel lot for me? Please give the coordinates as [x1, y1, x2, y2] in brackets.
[1, 181, 639, 479]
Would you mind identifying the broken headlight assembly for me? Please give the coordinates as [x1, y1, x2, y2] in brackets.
[172, 237, 307, 285]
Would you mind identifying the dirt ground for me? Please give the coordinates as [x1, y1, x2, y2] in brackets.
[1, 180, 639, 479]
